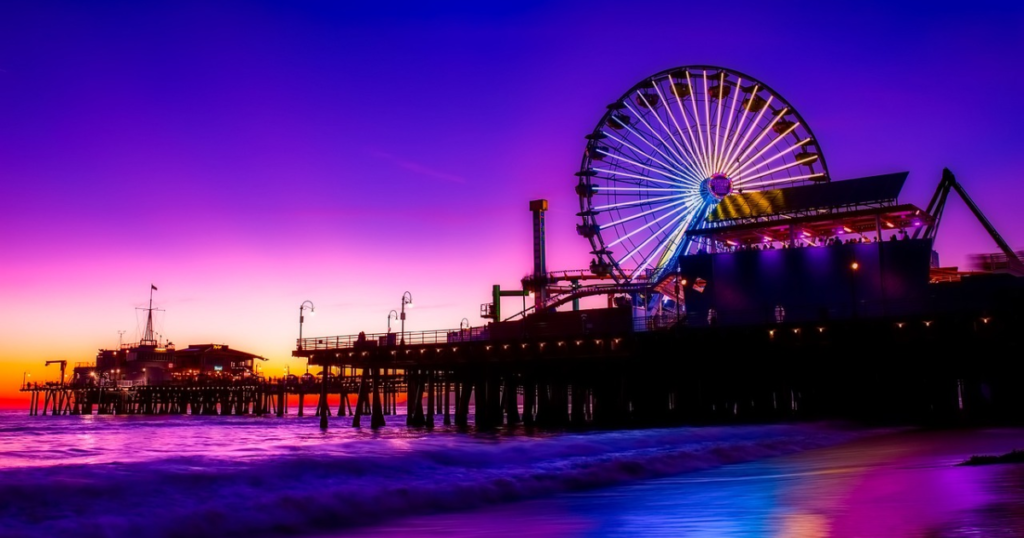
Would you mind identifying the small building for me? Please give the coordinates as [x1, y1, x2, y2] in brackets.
[74, 342, 267, 386]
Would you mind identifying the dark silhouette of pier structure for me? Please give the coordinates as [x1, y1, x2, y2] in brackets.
[288, 169, 1024, 430]
[21, 169, 1024, 428]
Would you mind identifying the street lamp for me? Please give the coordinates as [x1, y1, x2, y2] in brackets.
[400, 291, 413, 345]
[387, 310, 398, 333]
[460, 318, 470, 341]
[298, 300, 315, 350]
[22, 372, 29, 388]
[142, 368, 147, 386]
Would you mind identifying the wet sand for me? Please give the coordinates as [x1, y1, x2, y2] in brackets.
[337, 427, 1024, 537]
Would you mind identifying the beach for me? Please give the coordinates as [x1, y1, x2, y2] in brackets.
[337, 427, 1024, 537]
[1, 409, 1021, 538]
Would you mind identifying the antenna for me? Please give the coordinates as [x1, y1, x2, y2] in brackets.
[117, 330, 126, 348]
[138, 284, 164, 346]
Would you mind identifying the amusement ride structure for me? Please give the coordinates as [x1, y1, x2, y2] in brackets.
[500, 65, 1022, 324]
[502, 65, 834, 320]
[579, 66, 828, 281]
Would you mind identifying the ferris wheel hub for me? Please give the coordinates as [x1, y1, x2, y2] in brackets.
[703, 174, 734, 201]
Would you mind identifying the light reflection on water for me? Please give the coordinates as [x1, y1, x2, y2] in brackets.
[339, 428, 1024, 538]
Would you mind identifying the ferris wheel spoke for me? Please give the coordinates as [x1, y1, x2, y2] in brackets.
[610, 123, 695, 181]
[685, 72, 713, 178]
[616, 209, 691, 269]
[607, 202, 692, 248]
[715, 76, 743, 173]
[721, 95, 774, 174]
[592, 167, 691, 189]
[665, 75, 710, 178]
[728, 108, 790, 176]
[729, 138, 811, 180]
[594, 192, 690, 212]
[601, 131, 679, 173]
[603, 198, 691, 229]
[654, 209, 701, 269]
[628, 201, 704, 278]
[702, 71, 714, 174]
[719, 84, 759, 173]
[602, 131, 703, 184]
[669, 74, 713, 178]
[594, 151, 691, 185]
[712, 71, 727, 173]
[622, 102, 692, 173]
[652, 81, 708, 179]
[596, 186, 693, 192]
[637, 86, 704, 179]
[598, 150, 687, 184]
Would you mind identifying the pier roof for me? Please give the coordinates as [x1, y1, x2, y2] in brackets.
[688, 172, 930, 245]
[709, 172, 909, 222]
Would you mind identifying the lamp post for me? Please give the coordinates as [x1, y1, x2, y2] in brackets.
[400, 291, 413, 345]
[142, 368, 147, 386]
[460, 318, 469, 341]
[22, 372, 29, 388]
[387, 310, 398, 333]
[297, 300, 325, 429]
[298, 300, 315, 350]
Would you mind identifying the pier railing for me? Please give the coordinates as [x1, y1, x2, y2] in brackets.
[298, 326, 490, 351]
[296, 294, 989, 352]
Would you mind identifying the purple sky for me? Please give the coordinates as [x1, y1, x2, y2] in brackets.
[3, 1, 1023, 388]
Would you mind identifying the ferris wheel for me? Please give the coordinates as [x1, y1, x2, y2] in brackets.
[576, 65, 830, 285]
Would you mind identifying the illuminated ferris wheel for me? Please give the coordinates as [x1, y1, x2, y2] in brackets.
[576, 65, 830, 285]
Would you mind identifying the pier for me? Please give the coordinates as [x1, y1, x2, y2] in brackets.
[20, 272, 1024, 428]
[18, 63, 1024, 431]
[290, 296, 1024, 430]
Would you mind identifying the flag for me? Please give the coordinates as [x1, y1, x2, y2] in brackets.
[151, 284, 158, 291]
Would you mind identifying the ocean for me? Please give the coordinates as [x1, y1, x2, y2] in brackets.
[1, 409, 1022, 538]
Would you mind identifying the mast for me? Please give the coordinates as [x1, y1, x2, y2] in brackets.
[141, 284, 158, 346]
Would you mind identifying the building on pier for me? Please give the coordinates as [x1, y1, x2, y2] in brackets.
[77, 342, 268, 386]
[71, 287, 267, 387]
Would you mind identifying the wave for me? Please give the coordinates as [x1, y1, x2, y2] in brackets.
[0, 421, 884, 538]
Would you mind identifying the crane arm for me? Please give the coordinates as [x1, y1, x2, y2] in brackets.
[44, 360, 68, 386]
[924, 168, 1024, 274]
[949, 179, 1020, 266]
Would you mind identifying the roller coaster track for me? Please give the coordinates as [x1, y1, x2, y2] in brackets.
[502, 281, 658, 321]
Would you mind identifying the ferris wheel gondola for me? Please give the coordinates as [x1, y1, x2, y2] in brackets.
[576, 66, 830, 286]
